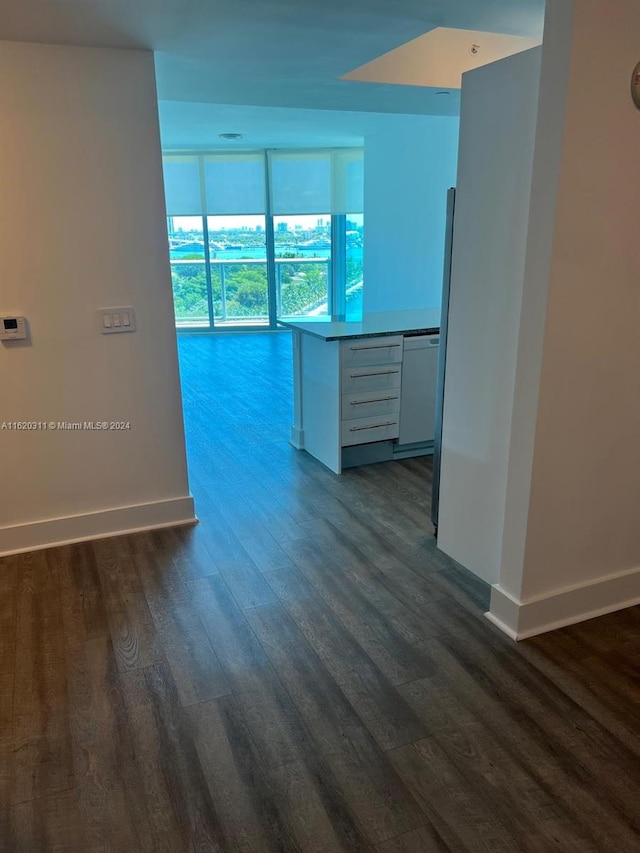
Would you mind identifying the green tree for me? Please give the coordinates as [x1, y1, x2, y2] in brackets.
[171, 264, 208, 321]
[224, 265, 268, 317]
[347, 257, 363, 287]
[281, 264, 327, 314]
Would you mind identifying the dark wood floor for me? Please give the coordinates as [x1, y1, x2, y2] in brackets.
[3, 332, 640, 851]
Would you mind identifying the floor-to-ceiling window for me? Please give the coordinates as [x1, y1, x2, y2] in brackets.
[207, 214, 269, 325]
[272, 215, 331, 320]
[345, 213, 364, 319]
[163, 148, 363, 330]
[168, 216, 209, 326]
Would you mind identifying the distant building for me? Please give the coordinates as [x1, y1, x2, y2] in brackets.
[277, 222, 288, 233]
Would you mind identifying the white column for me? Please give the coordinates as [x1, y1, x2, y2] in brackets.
[489, 0, 640, 638]
[289, 330, 305, 449]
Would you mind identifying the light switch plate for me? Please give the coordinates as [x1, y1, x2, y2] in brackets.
[99, 307, 136, 334]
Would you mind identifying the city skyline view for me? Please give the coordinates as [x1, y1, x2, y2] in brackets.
[170, 213, 363, 232]
[167, 212, 363, 327]
[162, 149, 364, 329]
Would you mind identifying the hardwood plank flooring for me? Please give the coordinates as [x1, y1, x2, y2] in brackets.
[2, 332, 640, 851]
[11, 551, 74, 807]
[64, 635, 143, 852]
[120, 663, 225, 852]
[188, 694, 299, 853]
[375, 825, 453, 853]
[11, 790, 88, 853]
[263, 566, 429, 751]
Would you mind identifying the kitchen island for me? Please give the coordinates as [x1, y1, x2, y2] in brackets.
[279, 309, 441, 473]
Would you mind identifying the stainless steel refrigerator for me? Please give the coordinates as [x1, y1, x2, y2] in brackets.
[431, 187, 456, 536]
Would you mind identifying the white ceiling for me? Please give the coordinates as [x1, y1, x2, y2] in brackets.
[158, 101, 460, 150]
[343, 27, 541, 89]
[0, 0, 545, 145]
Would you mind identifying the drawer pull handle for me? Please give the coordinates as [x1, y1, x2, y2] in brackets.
[350, 369, 400, 378]
[349, 421, 397, 432]
[351, 395, 398, 405]
[349, 343, 401, 351]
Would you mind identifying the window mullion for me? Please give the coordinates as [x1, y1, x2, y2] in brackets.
[331, 213, 346, 318]
[264, 151, 278, 328]
[197, 156, 215, 329]
[201, 214, 215, 328]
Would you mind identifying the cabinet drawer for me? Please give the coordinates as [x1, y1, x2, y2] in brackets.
[341, 335, 404, 368]
[341, 389, 401, 421]
[341, 414, 400, 447]
[341, 364, 402, 394]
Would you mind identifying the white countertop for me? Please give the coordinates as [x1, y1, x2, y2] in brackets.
[278, 308, 441, 341]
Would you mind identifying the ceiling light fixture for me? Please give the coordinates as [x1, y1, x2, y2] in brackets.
[219, 132, 243, 141]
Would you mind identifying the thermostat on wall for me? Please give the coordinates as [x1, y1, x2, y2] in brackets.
[0, 316, 27, 341]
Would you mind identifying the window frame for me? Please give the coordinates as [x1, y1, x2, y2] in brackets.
[164, 148, 362, 332]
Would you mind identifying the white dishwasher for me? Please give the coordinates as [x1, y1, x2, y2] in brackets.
[398, 334, 440, 446]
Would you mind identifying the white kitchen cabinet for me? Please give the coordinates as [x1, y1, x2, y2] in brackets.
[341, 336, 404, 368]
[341, 365, 402, 395]
[399, 335, 439, 446]
[339, 335, 403, 449]
[281, 310, 440, 474]
[341, 389, 402, 421]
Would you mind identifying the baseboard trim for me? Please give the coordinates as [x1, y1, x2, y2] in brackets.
[393, 444, 434, 460]
[484, 611, 519, 640]
[290, 426, 305, 450]
[487, 565, 640, 640]
[0, 495, 197, 557]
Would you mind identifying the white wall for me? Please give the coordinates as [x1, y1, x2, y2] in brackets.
[497, 1, 575, 603]
[363, 115, 459, 313]
[0, 42, 194, 554]
[465, 0, 640, 638]
[515, 0, 640, 606]
[437, 48, 542, 584]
